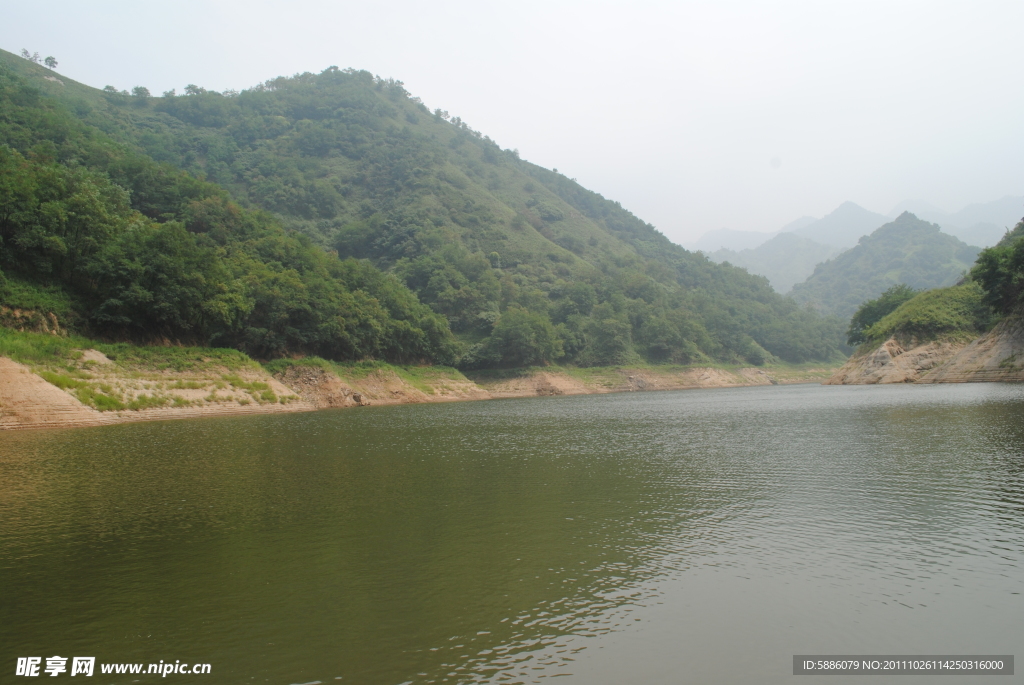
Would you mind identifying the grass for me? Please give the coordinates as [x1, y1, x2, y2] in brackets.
[37, 370, 87, 390]
[861, 282, 996, 350]
[0, 328, 93, 365]
[263, 357, 468, 395]
[0, 275, 79, 326]
[0, 328, 277, 411]
[126, 394, 170, 410]
[96, 343, 259, 372]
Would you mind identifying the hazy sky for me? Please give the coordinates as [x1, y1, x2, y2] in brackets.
[4, 0, 1022, 244]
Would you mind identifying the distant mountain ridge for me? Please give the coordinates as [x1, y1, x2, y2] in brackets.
[791, 202, 888, 248]
[700, 197, 1018, 296]
[687, 228, 778, 253]
[789, 213, 980, 319]
[700, 202, 886, 294]
[711, 234, 843, 294]
[886, 196, 1024, 248]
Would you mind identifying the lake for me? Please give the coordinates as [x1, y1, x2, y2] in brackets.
[2, 383, 1022, 684]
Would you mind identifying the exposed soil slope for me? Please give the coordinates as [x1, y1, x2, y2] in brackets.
[0, 355, 834, 431]
[826, 315, 1024, 385]
[824, 338, 969, 385]
[918, 316, 1024, 383]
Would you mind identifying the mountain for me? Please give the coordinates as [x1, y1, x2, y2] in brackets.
[790, 201, 888, 248]
[0, 49, 846, 366]
[789, 213, 981, 320]
[687, 228, 778, 253]
[688, 215, 817, 254]
[827, 216, 1024, 386]
[779, 215, 820, 232]
[886, 199, 948, 224]
[887, 196, 1024, 248]
[711, 233, 843, 294]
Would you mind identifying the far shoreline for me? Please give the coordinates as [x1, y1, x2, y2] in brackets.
[0, 354, 836, 432]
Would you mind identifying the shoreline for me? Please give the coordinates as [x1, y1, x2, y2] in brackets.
[0, 355, 836, 431]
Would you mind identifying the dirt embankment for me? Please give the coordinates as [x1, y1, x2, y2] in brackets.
[0, 353, 834, 431]
[473, 365, 827, 398]
[0, 353, 310, 431]
[276, 364, 489, 408]
[918, 316, 1024, 383]
[826, 315, 1024, 385]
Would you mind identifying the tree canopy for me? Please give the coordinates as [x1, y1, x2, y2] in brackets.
[0, 50, 850, 367]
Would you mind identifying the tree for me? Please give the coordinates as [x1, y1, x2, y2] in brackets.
[846, 284, 919, 346]
[44, 56, 58, 69]
[486, 306, 563, 366]
[132, 86, 151, 98]
[971, 227, 1024, 315]
[21, 50, 40, 63]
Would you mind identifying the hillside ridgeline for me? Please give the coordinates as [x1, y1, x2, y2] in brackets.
[791, 213, 980, 319]
[0, 49, 845, 370]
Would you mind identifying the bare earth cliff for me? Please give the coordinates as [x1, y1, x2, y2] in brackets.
[826, 316, 1024, 385]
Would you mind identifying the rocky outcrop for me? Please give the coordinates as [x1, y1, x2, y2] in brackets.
[275, 365, 361, 408]
[917, 316, 1024, 383]
[826, 315, 1024, 385]
[825, 338, 968, 384]
[0, 307, 66, 335]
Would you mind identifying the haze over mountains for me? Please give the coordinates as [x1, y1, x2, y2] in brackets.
[789, 213, 981, 319]
[702, 197, 1021, 295]
[711, 235, 843, 294]
[887, 196, 1023, 249]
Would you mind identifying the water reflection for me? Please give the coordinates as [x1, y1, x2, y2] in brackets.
[2, 383, 1023, 684]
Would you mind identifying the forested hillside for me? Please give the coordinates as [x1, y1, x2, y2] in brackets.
[789, 213, 980, 320]
[1, 50, 846, 366]
[0, 66, 457, 364]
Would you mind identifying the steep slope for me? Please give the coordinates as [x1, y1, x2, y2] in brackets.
[825, 283, 993, 384]
[710, 233, 842, 294]
[0, 64, 459, 364]
[0, 49, 846, 366]
[827, 219, 1024, 385]
[789, 213, 980, 320]
[791, 201, 888, 248]
[917, 315, 1024, 383]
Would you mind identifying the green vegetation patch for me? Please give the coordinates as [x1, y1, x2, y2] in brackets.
[0, 275, 79, 327]
[846, 284, 920, 346]
[0, 54, 847, 370]
[265, 356, 468, 395]
[861, 282, 994, 349]
[790, 213, 980, 320]
[0, 328, 93, 365]
[35, 369, 124, 410]
[96, 344, 259, 372]
[972, 221, 1024, 316]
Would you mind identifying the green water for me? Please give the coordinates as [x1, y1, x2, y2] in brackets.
[2, 383, 1023, 684]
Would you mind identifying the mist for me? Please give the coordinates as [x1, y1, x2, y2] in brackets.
[3, 0, 1022, 245]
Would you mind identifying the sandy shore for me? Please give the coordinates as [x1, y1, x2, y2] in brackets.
[0, 354, 836, 431]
